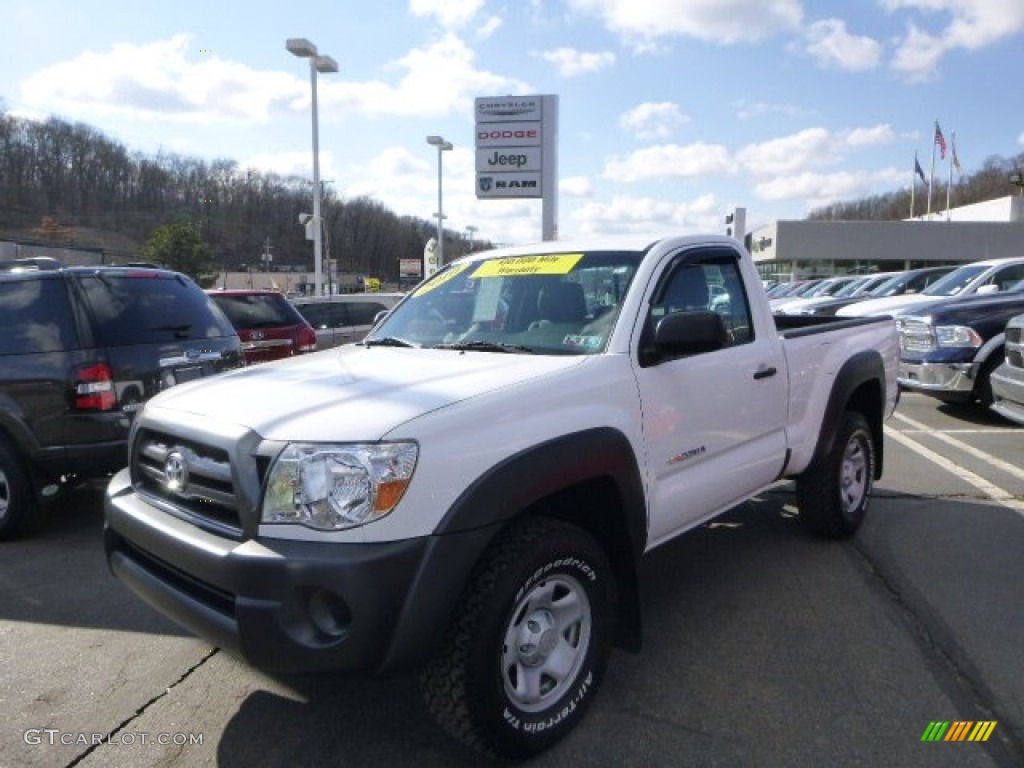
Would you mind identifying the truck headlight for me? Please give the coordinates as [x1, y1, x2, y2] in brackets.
[935, 325, 983, 348]
[262, 442, 418, 530]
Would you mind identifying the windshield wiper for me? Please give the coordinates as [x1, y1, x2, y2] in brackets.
[433, 341, 535, 354]
[363, 336, 414, 348]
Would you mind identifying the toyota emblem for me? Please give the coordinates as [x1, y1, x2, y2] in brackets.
[164, 450, 190, 495]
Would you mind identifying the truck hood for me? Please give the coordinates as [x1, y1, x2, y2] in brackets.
[145, 345, 587, 441]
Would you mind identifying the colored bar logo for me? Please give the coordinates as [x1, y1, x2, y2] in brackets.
[921, 721, 997, 742]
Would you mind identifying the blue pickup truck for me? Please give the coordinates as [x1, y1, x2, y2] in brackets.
[897, 280, 1024, 407]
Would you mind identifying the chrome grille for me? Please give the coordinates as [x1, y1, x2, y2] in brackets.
[1007, 319, 1024, 369]
[898, 318, 935, 354]
[133, 429, 241, 534]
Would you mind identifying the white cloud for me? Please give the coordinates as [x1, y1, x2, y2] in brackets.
[18, 33, 529, 125]
[736, 128, 837, 176]
[538, 48, 616, 77]
[845, 124, 896, 147]
[561, 177, 594, 197]
[571, 193, 720, 235]
[802, 19, 882, 71]
[888, 22, 947, 81]
[753, 167, 905, 210]
[477, 16, 503, 39]
[20, 35, 300, 123]
[568, 0, 803, 47]
[604, 143, 732, 182]
[882, 0, 1024, 80]
[409, 0, 484, 29]
[619, 102, 690, 140]
[242, 150, 340, 181]
[332, 33, 530, 117]
[733, 99, 817, 121]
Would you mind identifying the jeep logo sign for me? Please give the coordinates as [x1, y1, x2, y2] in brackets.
[476, 147, 541, 173]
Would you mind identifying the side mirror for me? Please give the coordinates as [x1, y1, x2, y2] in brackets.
[975, 284, 999, 296]
[373, 309, 391, 326]
[644, 310, 727, 365]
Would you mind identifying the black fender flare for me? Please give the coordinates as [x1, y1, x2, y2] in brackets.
[806, 349, 887, 480]
[380, 428, 648, 671]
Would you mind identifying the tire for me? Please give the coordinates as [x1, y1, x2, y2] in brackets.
[0, 439, 36, 541]
[796, 411, 875, 539]
[421, 517, 615, 759]
[975, 351, 1004, 408]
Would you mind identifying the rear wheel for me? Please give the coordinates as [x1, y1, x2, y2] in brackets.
[422, 517, 615, 759]
[797, 411, 875, 539]
[0, 439, 36, 541]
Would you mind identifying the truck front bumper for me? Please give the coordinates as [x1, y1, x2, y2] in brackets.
[898, 359, 977, 400]
[991, 363, 1024, 426]
[104, 468, 498, 674]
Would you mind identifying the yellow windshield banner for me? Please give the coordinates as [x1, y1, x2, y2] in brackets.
[471, 254, 584, 278]
[412, 263, 472, 296]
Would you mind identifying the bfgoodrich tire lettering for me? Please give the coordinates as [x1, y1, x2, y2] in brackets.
[797, 411, 875, 539]
[0, 439, 35, 541]
[421, 517, 614, 759]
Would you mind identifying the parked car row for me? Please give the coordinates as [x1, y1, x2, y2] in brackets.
[769, 257, 1024, 425]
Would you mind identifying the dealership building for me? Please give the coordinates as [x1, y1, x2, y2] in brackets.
[741, 196, 1024, 283]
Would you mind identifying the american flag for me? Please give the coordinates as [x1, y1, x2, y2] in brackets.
[934, 122, 947, 160]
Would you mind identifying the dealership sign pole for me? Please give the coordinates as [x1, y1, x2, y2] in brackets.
[474, 94, 558, 241]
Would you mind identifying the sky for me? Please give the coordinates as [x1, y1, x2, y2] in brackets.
[3, 0, 1024, 249]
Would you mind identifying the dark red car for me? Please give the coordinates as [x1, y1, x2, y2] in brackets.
[207, 289, 317, 365]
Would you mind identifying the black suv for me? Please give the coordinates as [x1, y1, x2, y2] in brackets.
[0, 259, 244, 539]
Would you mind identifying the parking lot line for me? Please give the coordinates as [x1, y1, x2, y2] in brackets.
[884, 425, 1024, 518]
[892, 412, 1024, 485]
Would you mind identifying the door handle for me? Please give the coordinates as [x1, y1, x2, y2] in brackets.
[753, 366, 777, 380]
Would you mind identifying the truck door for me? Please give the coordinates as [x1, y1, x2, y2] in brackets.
[631, 247, 788, 548]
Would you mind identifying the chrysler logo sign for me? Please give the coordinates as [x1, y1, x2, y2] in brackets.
[164, 450, 190, 495]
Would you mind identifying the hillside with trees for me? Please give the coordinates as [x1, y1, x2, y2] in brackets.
[808, 150, 1024, 221]
[0, 105, 488, 280]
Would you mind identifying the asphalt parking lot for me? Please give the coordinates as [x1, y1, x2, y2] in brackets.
[1, 393, 1022, 768]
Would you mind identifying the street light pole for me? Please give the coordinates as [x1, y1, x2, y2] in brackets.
[426, 135, 452, 266]
[287, 38, 337, 296]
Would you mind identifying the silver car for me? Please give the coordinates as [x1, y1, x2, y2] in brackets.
[991, 312, 1024, 425]
[290, 292, 404, 349]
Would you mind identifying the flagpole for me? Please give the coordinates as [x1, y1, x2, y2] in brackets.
[911, 152, 920, 219]
[945, 131, 955, 220]
[927, 122, 937, 220]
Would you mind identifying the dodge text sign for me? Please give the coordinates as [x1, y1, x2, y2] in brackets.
[475, 123, 541, 148]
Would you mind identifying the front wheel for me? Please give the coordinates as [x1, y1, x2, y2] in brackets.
[422, 517, 615, 759]
[0, 439, 36, 541]
[797, 411, 875, 539]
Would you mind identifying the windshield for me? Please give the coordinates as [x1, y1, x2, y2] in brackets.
[365, 251, 642, 355]
[922, 264, 987, 296]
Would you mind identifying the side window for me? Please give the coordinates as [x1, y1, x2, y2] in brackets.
[0, 278, 77, 354]
[648, 257, 753, 350]
[297, 303, 329, 329]
[346, 301, 387, 326]
[994, 264, 1024, 291]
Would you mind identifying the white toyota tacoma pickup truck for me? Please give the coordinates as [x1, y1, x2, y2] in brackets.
[105, 235, 899, 759]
